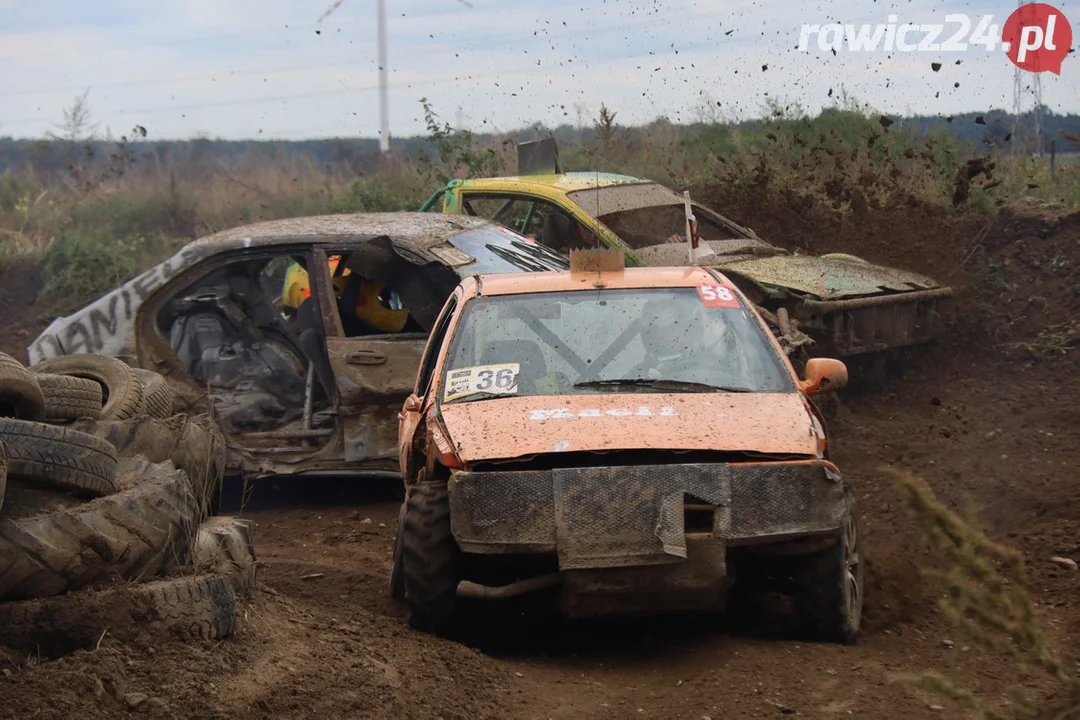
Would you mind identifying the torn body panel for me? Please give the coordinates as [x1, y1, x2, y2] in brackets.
[326, 334, 428, 464]
[434, 172, 954, 357]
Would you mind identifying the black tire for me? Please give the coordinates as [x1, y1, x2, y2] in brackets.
[402, 483, 461, 633]
[0, 456, 200, 602]
[0, 352, 46, 422]
[0, 418, 117, 497]
[0, 573, 239, 657]
[0, 440, 7, 515]
[795, 486, 864, 645]
[132, 368, 174, 419]
[389, 502, 406, 601]
[35, 373, 103, 421]
[32, 355, 143, 421]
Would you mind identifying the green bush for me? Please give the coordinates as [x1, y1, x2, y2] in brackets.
[38, 230, 173, 312]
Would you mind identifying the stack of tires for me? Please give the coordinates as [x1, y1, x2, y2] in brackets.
[0, 352, 257, 657]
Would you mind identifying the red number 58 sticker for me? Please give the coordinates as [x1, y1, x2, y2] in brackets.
[697, 284, 740, 308]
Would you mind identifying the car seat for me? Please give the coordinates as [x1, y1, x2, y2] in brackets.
[479, 339, 547, 394]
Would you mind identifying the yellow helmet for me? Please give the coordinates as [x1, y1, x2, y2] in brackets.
[282, 262, 312, 309]
[282, 256, 346, 310]
[345, 278, 409, 333]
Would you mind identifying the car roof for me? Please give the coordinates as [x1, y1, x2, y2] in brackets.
[455, 171, 654, 193]
[472, 266, 721, 296]
[186, 212, 497, 255]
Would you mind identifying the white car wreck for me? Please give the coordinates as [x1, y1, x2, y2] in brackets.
[29, 212, 567, 479]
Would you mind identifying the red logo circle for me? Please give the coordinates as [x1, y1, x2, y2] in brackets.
[1002, 3, 1073, 74]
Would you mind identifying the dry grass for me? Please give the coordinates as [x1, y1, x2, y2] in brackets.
[1, 105, 1078, 314]
[885, 467, 1078, 718]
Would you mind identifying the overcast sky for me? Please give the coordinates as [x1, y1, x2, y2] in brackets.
[1, 0, 1077, 140]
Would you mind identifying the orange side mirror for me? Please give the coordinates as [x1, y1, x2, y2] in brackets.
[799, 358, 848, 395]
[402, 395, 422, 413]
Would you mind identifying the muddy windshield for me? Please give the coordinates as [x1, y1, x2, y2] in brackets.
[440, 287, 793, 403]
[566, 184, 774, 252]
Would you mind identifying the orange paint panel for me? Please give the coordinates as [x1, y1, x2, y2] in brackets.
[475, 266, 727, 296]
[438, 392, 817, 464]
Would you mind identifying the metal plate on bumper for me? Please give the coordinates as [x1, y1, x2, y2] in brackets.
[447, 461, 844, 557]
[553, 464, 730, 570]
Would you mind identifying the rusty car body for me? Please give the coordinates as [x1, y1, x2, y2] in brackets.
[391, 249, 864, 644]
[421, 144, 954, 359]
[27, 213, 568, 479]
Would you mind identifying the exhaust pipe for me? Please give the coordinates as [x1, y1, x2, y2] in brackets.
[456, 572, 562, 600]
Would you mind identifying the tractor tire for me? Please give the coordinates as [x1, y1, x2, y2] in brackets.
[191, 516, 258, 593]
[402, 482, 461, 633]
[35, 373, 103, 421]
[32, 355, 143, 421]
[794, 486, 864, 645]
[0, 418, 117, 497]
[0, 456, 200, 602]
[0, 484, 83, 518]
[70, 414, 226, 520]
[132, 368, 174, 419]
[0, 573, 240, 657]
[0, 352, 46, 422]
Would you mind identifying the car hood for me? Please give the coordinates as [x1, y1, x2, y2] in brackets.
[438, 392, 819, 463]
[707, 252, 943, 300]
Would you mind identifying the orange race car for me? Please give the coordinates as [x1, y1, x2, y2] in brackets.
[391, 248, 864, 645]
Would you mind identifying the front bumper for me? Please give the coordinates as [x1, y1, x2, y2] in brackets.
[795, 287, 956, 356]
[446, 460, 847, 567]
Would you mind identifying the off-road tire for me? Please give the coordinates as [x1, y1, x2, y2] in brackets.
[0, 457, 200, 602]
[794, 486, 864, 645]
[0, 418, 117, 497]
[35, 373, 103, 421]
[132, 368, 174, 419]
[191, 516, 258, 593]
[32, 355, 143, 421]
[0, 573, 239, 656]
[389, 502, 407, 601]
[0, 484, 83, 518]
[0, 440, 7, 515]
[0, 352, 46, 422]
[70, 415, 226, 520]
[402, 483, 461, 633]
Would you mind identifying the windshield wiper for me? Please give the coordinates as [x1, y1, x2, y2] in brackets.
[573, 379, 753, 393]
[446, 391, 512, 404]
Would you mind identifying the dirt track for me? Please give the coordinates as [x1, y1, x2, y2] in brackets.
[1, 205, 1078, 718]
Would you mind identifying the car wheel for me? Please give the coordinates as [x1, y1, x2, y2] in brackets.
[388, 501, 406, 602]
[0, 353, 46, 422]
[0, 418, 118, 498]
[401, 482, 461, 634]
[795, 485, 864, 645]
[32, 355, 144, 421]
[132, 368, 174, 419]
[35, 373, 104, 421]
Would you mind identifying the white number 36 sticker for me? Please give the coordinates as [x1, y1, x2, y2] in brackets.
[697, 284, 739, 308]
[444, 363, 520, 401]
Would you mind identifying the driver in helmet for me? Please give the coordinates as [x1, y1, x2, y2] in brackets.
[633, 296, 708, 382]
[281, 257, 410, 335]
